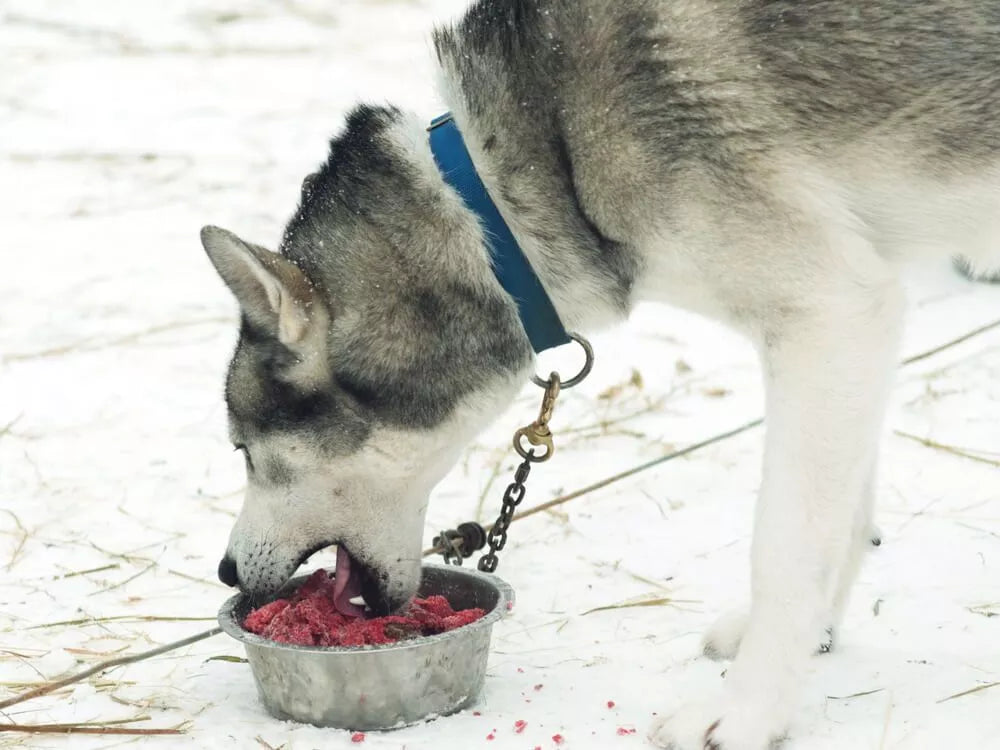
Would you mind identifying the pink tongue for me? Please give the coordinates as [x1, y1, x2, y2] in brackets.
[333, 546, 367, 618]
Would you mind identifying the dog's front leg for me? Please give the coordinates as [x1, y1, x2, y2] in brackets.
[652, 277, 904, 750]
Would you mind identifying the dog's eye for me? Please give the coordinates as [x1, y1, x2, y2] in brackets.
[233, 443, 254, 472]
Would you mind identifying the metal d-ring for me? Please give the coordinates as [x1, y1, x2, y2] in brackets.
[531, 333, 594, 389]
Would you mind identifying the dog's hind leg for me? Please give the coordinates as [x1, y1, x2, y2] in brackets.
[652, 267, 905, 750]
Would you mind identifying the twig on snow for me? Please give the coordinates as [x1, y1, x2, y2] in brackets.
[893, 429, 1000, 467]
[581, 595, 695, 617]
[254, 735, 287, 750]
[3, 317, 231, 363]
[27, 615, 215, 630]
[1, 509, 29, 571]
[0, 722, 183, 736]
[0, 628, 221, 711]
[937, 681, 1000, 704]
[501, 417, 765, 530]
[878, 692, 894, 750]
[966, 603, 998, 618]
[0, 415, 23, 438]
[57, 564, 121, 579]
[900, 318, 1000, 366]
[826, 688, 885, 701]
[88, 559, 159, 597]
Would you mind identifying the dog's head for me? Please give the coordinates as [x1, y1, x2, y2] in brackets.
[200, 106, 531, 614]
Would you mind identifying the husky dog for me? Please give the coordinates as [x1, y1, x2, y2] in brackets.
[200, 1, 1000, 747]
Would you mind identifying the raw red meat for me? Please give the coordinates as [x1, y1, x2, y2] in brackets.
[243, 569, 486, 647]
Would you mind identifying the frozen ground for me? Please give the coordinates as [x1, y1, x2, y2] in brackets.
[1, 2, 998, 748]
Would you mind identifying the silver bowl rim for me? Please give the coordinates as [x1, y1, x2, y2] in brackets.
[217, 563, 514, 655]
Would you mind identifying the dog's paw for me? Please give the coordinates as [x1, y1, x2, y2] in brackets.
[702, 608, 749, 661]
[703, 608, 834, 659]
[649, 701, 780, 750]
[649, 699, 720, 749]
[706, 709, 785, 750]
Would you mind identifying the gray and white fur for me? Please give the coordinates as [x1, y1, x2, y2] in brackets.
[200, 2, 1000, 747]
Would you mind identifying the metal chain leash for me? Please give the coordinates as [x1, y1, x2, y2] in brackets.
[477, 450, 533, 573]
[433, 335, 594, 572]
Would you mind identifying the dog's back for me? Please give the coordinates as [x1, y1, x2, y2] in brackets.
[443, 1, 1000, 156]
[437, 0, 1000, 281]
[743, 2, 1000, 159]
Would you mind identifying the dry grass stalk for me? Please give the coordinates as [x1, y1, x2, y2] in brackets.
[167, 568, 223, 588]
[0, 679, 126, 692]
[28, 615, 216, 630]
[88, 560, 159, 596]
[58, 564, 121, 579]
[879, 692, 894, 750]
[64, 646, 129, 657]
[559, 398, 666, 437]
[900, 318, 1000, 366]
[1, 510, 29, 571]
[582, 594, 696, 617]
[87, 541, 154, 567]
[3, 317, 230, 363]
[826, 688, 885, 701]
[507, 417, 765, 529]
[893, 430, 1000, 467]
[0, 723, 182, 736]
[936, 680, 1000, 704]
[0, 416, 22, 438]
[967, 603, 998, 618]
[255, 735, 287, 750]
[622, 570, 674, 592]
[0, 628, 221, 711]
[595, 368, 644, 401]
[0, 648, 43, 659]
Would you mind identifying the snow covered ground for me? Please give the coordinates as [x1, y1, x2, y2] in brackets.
[1, 2, 998, 748]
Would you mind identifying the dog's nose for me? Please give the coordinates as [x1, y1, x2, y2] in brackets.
[217, 555, 239, 587]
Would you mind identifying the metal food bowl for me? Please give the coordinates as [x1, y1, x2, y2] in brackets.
[218, 563, 514, 731]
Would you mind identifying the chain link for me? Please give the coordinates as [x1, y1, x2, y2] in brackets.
[433, 522, 487, 566]
[478, 453, 533, 573]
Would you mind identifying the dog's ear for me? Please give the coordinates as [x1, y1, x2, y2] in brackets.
[200, 225, 318, 346]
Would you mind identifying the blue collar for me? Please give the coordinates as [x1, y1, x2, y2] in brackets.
[428, 113, 570, 353]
